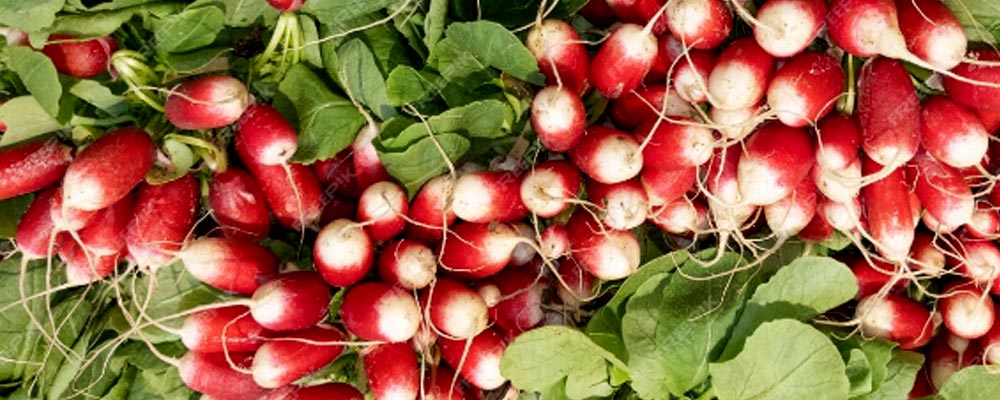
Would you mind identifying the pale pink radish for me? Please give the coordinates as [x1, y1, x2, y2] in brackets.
[439, 327, 508, 390]
[672, 50, 716, 104]
[422, 277, 489, 339]
[167, 75, 251, 131]
[753, 0, 827, 57]
[569, 126, 643, 184]
[477, 268, 548, 334]
[180, 305, 268, 353]
[861, 157, 916, 262]
[587, 178, 648, 230]
[520, 160, 582, 218]
[857, 57, 920, 167]
[340, 282, 420, 342]
[15, 188, 58, 259]
[940, 281, 995, 339]
[949, 239, 1000, 287]
[966, 202, 1000, 239]
[711, 102, 765, 140]
[252, 326, 346, 389]
[943, 50, 1000, 110]
[313, 218, 374, 287]
[250, 271, 330, 332]
[125, 174, 199, 269]
[352, 123, 390, 192]
[407, 174, 456, 242]
[908, 152, 975, 228]
[377, 239, 436, 290]
[178, 237, 280, 295]
[452, 171, 527, 223]
[526, 19, 591, 94]
[179, 351, 267, 398]
[540, 224, 570, 259]
[847, 257, 906, 299]
[896, 0, 967, 70]
[357, 180, 408, 242]
[707, 37, 775, 111]
[766, 51, 844, 127]
[738, 122, 815, 205]
[439, 222, 522, 279]
[531, 85, 586, 151]
[919, 96, 989, 169]
[556, 258, 596, 306]
[640, 165, 696, 206]
[764, 176, 818, 238]
[635, 117, 714, 170]
[266, 0, 305, 12]
[41, 35, 117, 78]
[911, 232, 946, 276]
[665, 0, 733, 50]
[0, 139, 72, 201]
[855, 292, 935, 349]
[62, 126, 155, 211]
[815, 113, 862, 171]
[608, 0, 669, 34]
[210, 168, 270, 240]
[610, 85, 694, 130]
[649, 197, 708, 234]
[234, 104, 298, 165]
[363, 342, 419, 400]
[590, 23, 658, 99]
[566, 210, 641, 280]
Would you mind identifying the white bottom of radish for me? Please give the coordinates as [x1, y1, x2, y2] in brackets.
[937, 130, 988, 169]
[437, 292, 488, 339]
[709, 63, 761, 111]
[856, 295, 896, 339]
[588, 137, 643, 184]
[754, 2, 818, 58]
[452, 175, 495, 222]
[767, 80, 811, 127]
[922, 26, 967, 71]
[394, 247, 436, 290]
[469, 352, 506, 390]
[533, 87, 580, 134]
[522, 169, 573, 217]
[250, 285, 288, 326]
[945, 294, 993, 339]
[737, 160, 790, 205]
[712, 106, 760, 140]
[584, 233, 640, 280]
[376, 294, 421, 342]
[667, 0, 711, 40]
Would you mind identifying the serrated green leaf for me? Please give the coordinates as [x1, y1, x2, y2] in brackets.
[279, 64, 366, 164]
[152, 5, 225, 53]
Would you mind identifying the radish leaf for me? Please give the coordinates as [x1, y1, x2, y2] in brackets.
[444, 21, 543, 84]
[279, 64, 366, 164]
[151, 5, 225, 54]
[0, 194, 31, 238]
[6, 46, 61, 118]
[0, 0, 63, 32]
[338, 38, 395, 120]
[855, 349, 923, 400]
[935, 365, 1000, 399]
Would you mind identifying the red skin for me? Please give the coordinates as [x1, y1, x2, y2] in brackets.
[78, 191, 134, 256]
[250, 271, 331, 332]
[649, 197, 708, 235]
[439, 327, 508, 391]
[578, 0, 618, 26]
[178, 237, 280, 295]
[62, 127, 155, 211]
[565, 210, 641, 280]
[795, 208, 835, 243]
[318, 197, 355, 227]
[340, 282, 418, 342]
[846, 257, 907, 299]
[0, 139, 72, 201]
[452, 171, 527, 224]
[737, 122, 815, 206]
[907, 153, 974, 228]
[861, 157, 916, 262]
[424, 365, 479, 400]
[611, 85, 669, 130]
[947, 239, 1000, 288]
[672, 50, 716, 104]
[477, 268, 548, 335]
[49, 187, 99, 232]
[179, 352, 267, 399]
[919, 96, 989, 169]
[58, 237, 122, 285]
[180, 305, 268, 353]
[540, 224, 570, 259]
[377, 239, 436, 290]
[974, 103, 1000, 133]
[635, 117, 714, 171]
[815, 113, 862, 171]
[41, 35, 117, 78]
[531, 85, 586, 152]
[439, 222, 521, 280]
[856, 292, 935, 349]
[966, 201, 1000, 239]
[210, 168, 270, 241]
[363, 343, 420, 400]
[607, 0, 669, 35]
[239, 160, 323, 231]
[422, 278, 489, 339]
[521, 160, 582, 218]
[708, 37, 776, 111]
[406, 175, 456, 243]
[556, 257, 596, 306]
[897, 0, 965, 69]
[569, 125, 643, 184]
[233, 104, 296, 165]
[665, 0, 732, 50]
[351, 125, 390, 193]
[312, 148, 360, 199]
[910, 231, 946, 275]
[858, 57, 920, 166]
[16, 188, 58, 259]
[262, 383, 364, 400]
[753, 0, 827, 57]
[940, 282, 995, 339]
[766, 51, 845, 127]
[826, 0, 900, 57]
[266, 0, 305, 11]
[167, 75, 250, 130]
[252, 326, 346, 389]
[125, 174, 199, 269]
[356, 181, 408, 242]
[763, 175, 819, 237]
[526, 19, 590, 94]
[586, 178, 648, 229]
[590, 23, 658, 99]
[313, 219, 374, 287]
[944, 50, 1000, 109]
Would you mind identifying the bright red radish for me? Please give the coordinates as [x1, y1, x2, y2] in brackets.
[943, 50, 1000, 109]
[848, 258, 906, 299]
[452, 171, 527, 223]
[178, 237, 279, 295]
[520, 160, 582, 218]
[556, 257, 596, 306]
[665, 0, 733, 50]
[911, 232, 946, 276]
[234, 104, 297, 165]
[950, 239, 1000, 287]
[377, 239, 436, 290]
[707, 37, 775, 111]
[540, 224, 570, 259]
[896, 0, 967, 70]
[240, 160, 324, 230]
[62, 127, 155, 211]
[59, 238, 122, 285]
[919, 96, 989, 169]
[672, 50, 716, 104]
[210, 168, 270, 240]
[250, 271, 330, 332]
[357, 180, 408, 242]
[967, 202, 1000, 239]
[526, 19, 590, 94]
[352, 123, 390, 192]
[580, 0, 618, 26]
[855, 292, 935, 349]
[587, 178, 648, 230]
[439, 327, 508, 390]
[125, 174, 199, 269]
[940, 281, 995, 339]
[589, 23, 658, 99]
[263, 383, 363, 400]
[640, 165, 696, 206]
[363, 343, 419, 400]
[532, 85, 586, 152]
[477, 268, 548, 334]
[76, 191, 133, 256]
[796, 211, 834, 243]
[180, 305, 267, 353]
[0, 139, 72, 201]
[167, 75, 250, 131]
[41, 35, 117, 78]
[649, 197, 708, 234]
[764, 177, 818, 238]
[908, 153, 974, 229]
[738, 122, 814, 206]
[423, 278, 489, 339]
[439, 222, 522, 279]
[566, 211, 641, 280]
[252, 326, 346, 389]
[766, 51, 844, 127]
[635, 117, 714, 170]
[610, 85, 693, 130]
[861, 157, 916, 262]
[313, 218, 374, 287]
[266, 0, 305, 12]
[312, 149, 360, 199]
[706, 148, 757, 232]
[49, 188, 98, 232]
[406, 174, 456, 242]
[815, 113, 861, 171]
[179, 352, 266, 398]
[826, 0, 910, 58]
[753, 0, 827, 57]
[569, 126, 643, 184]
[857, 58, 920, 167]
[340, 282, 421, 342]
[16, 188, 57, 259]
[607, 0, 669, 35]
[711, 102, 765, 140]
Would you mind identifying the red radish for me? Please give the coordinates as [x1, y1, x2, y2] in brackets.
[589, 23, 658, 99]
[707, 37, 775, 111]
[610, 85, 693, 130]
[665, 0, 733, 50]
[796, 211, 834, 243]
[766, 51, 845, 127]
[966, 202, 1000, 239]
[950, 239, 1000, 287]
[812, 160, 861, 204]
[266, 0, 305, 12]
[452, 171, 527, 223]
[711, 102, 765, 140]
[587, 178, 648, 230]
[363, 342, 420, 400]
[540, 224, 570, 259]
[857, 58, 920, 167]
[520, 160, 582, 218]
[178, 237, 280, 295]
[910, 232, 946, 276]
[640, 165, 696, 206]
[477, 268, 548, 334]
[922, 207, 960, 235]
[764, 176, 818, 238]
[569, 126, 643, 184]
[352, 123, 390, 192]
[706, 148, 757, 232]
[579, 0, 618, 26]
[240, 160, 324, 231]
[407, 174, 456, 242]
[526, 19, 590, 94]
[848, 258, 906, 299]
[825, 0, 911, 58]
[312, 149, 360, 199]
[908, 153, 974, 228]
[340, 282, 421, 342]
[423, 278, 489, 339]
[509, 221, 538, 267]
[815, 113, 862, 172]
[981, 322, 1000, 365]
[210, 168, 270, 240]
[313, 219, 374, 287]
[62, 127, 155, 211]
[855, 292, 935, 349]
[357, 180, 408, 242]
[607, 0, 669, 35]
[180, 305, 268, 353]
[439, 222, 522, 279]
[556, 258, 596, 306]
[16, 188, 58, 259]
[167, 75, 251, 131]
[423, 366, 477, 400]
[940, 281, 995, 339]
[77, 191, 134, 256]
[672, 50, 716, 104]
[179, 352, 266, 398]
[377, 239, 436, 290]
[566, 211, 641, 280]
[0, 139, 72, 201]
[650, 197, 708, 234]
[59, 239, 121, 285]
[439, 327, 508, 390]
[125, 174, 199, 269]
[919, 96, 989, 169]
[49, 188, 98, 232]
[738, 122, 815, 206]
[974, 104, 1000, 133]
[635, 117, 714, 171]
[819, 196, 862, 234]
[753, 0, 827, 57]
[861, 158, 915, 262]
[928, 331, 980, 389]
[252, 326, 346, 389]
[234, 104, 297, 165]
[250, 271, 330, 332]
[911, 366, 936, 398]
[531, 85, 586, 152]
[944, 50, 1000, 109]
[41, 35, 117, 78]
[320, 197, 355, 226]
[263, 383, 363, 400]
[896, 0, 967, 70]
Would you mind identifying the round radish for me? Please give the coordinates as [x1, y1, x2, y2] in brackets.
[362, 342, 419, 400]
[477, 268, 548, 334]
[167, 75, 251, 131]
[406, 174, 456, 242]
[250, 271, 330, 332]
[707, 37, 775, 111]
[357, 180, 408, 242]
[910, 232, 946, 277]
[672, 50, 716, 104]
[943, 50, 1000, 109]
[635, 117, 714, 170]
[210, 168, 271, 241]
[897, 0, 967, 70]
[737, 122, 815, 206]
[640, 165, 697, 207]
[312, 149, 360, 199]
[540, 224, 570, 259]
[377, 239, 436, 290]
[607, 0, 669, 35]
[610, 85, 694, 130]
[908, 153, 975, 229]
[763, 176, 818, 238]
[586, 178, 648, 230]
[847, 257, 906, 299]
[438, 327, 508, 390]
[766, 51, 844, 127]
[532, 85, 586, 152]
[423, 278, 489, 339]
[940, 282, 995, 340]
[815, 113, 862, 172]
[753, 0, 827, 57]
[665, 0, 733, 50]
[439, 222, 522, 280]
[452, 171, 527, 224]
[919, 96, 990, 169]
[566, 211, 641, 280]
[569, 126, 643, 184]
[340, 282, 421, 343]
[520, 160, 582, 218]
[351, 123, 390, 192]
[526, 19, 590, 94]
[649, 197, 708, 235]
[855, 292, 935, 349]
[556, 257, 596, 307]
[313, 219, 374, 287]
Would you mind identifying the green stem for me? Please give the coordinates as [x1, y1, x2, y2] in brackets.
[69, 114, 135, 127]
[839, 54, 856, 116]
[695, 387, 716, 400]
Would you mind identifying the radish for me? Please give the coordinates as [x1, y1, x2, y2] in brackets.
[672, 50, 716, 104]
[711, 102, 765, 140]
[509, 221, 538, 268]
[250, 271, 330, 332]
[815, 113, 861, 172]
[241, 160, 324, 231]
[180, 305, 268, 353]
[520, 160, 582, 218]
[738, 122, 815, 206]
[896, 0, 967, 70]
[234, 104, 297, 165]
[357, 180, 408, 242]
[586, 178, 648, 230]
[62, 127, 155, 211]
[974, 103, 1000, 133]
[452, 171, 527, 224]
[812, 160, 861, 204]
[753, 0, 827, 58]
[607, 0, 669, 35]
[439, 222, 522, 279]
[263, 383, 363, 400]
[178, 237, 280, 295]
[857, 58, 920, 167]
[438, 327, 508, 390]
[566, 210, 641, 280]
[320, 196, 355, 226]
[556, 257, 596, 307]
[362, 342, 419, 400]
[940, 281, 995, 339]
[569, 126, 644, 184]
[0, 139, 72, 201]
[41, 35, 117, 78]
[665, 0, 733, 50]
[59, 240, 122, 285]
[908, 153, 974, 229]
[706, 148, 757, 233]
[406, 174, 456, 242]
[590, 23, 658, 99]
[766, 51, 844, 127]
[210, 168, 271, 241]
[635, 117, 714, 170]
[848, 257, 906, 299]
[377, 239, 436, 290]
[423, 365, 477, 400]
[340, 282, 421, 342]
[579, 0, 618, 26]
[15, 188, 57, 259]
[313, 148, 360, 199]
[943, 50, 1000, 110]
[531, 85, 586, 152]
[526, 19, 590, 94]
[928, 331, 982, 390]
[49, 188, 99, 233]
[707, 37, 775, 111]
[640, 165, 696, 206]
[796, 211, 834, 243]
[352, 123, 390, 192]
[763, 176, 818, 238]
[825, 0, 910, 58]
[950, 239, 1000, 287]
[313, 218, 374, 287]
[77, 191, 133, 256]
[911, 232, 946, 276]
[818, 195, 862, 234]
[861, 158, 915, 262]
[423, 277, 489, 339]
[179, 351, 267, 398]
[167, 75, 251, 131]
[266, 0, 305, 12]
[966, 202, 999, 239]
[540, 224, 570, 259]
[919, 96, 989, 169]
[252, 326, 346, 389]
[610, 85, 694, 130]
[981, 322, 1000, 365]
[649, 197, 708, 235]
[855, 292, 935, 349]
[476, 268, 548, 334]
[125, 174, 199, 269]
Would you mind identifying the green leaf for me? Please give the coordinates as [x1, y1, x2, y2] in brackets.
[7, 46, 62, 117]
[302, 0, 395, 23]
[855, 349, 923, 400]
[424, 0, 448, 53]
[710, 319, 850, 400]
[115, 262, 230, 342]
[381, 99, 512, 150]
[0, 194, 32, 238]
[162, 47, 230, 75]
[0, 96, 62, 148]
[300, 14, 324, 69]
[278, 64, 366, 164]
[69, 80, 128, 116]
[337, 38, 395, 120]
[378, 132, 470, 195]
[844, 348, 875, 397]
[943, 0, 1000, 44]
[444, 21, 541, 83]
[152, 5, 226, 53]
[606, 251, 688, 312]
[218, 0, 278, 27]
[386, 65, 434, 106]
[935, 365, 1000, 400]
[0, 0, 64, 32]
[47, 3, 182, 37]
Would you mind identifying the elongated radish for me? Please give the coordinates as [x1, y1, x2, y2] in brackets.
[650, 197, 708, 234]
[590, 23, 658, 99]
[766, 51, 844, 127]
[707, 37, 775, 111]
[944, 50, 1000, 109]
[815, 113, 861, 171]
[665, 0, 733, 50]
[423, 277, 489, 339]
[940, 281, 995, 339]
[62, 127, 155, 211]
[672, 50, 716, 104]
[314, 218, 374, 287]
[0, 139, 72, 201]
[950, 239, 1000, 287]
[610, 85, 693, 130]
[363, 342, 419, 400]
[263, 383, 363, 400]
[570, 126, 643, 184]
[237, 159, 323, 231]
[738, 122, 815, 206]
[179, 351, 266, 398]
[340, 282, 420, 342]
[452, 171, 527, 224]
[357, 180, 408, 242]
[126, 174, 199, 269]
[635, 117, 714, 170]
[377, 239, 436, 290]
[49, 187, 99, 233]
[919, 96, 989, 169]
[858, 58, 920, 166]
[911, 232, 946, 276]
[352, 123, 390, 192]
[406, 174, 456, 242]
[178, 237, 280, 295]
[532, 85, 586, 152]
[753, 0, 827, 57]
[167, 75, 251, 131]
[896, 0, 967, 70]
[608, 0, 669, 34]
[520, 160, 582, 218]
[313, 149, 360, 199]
[252, 326, 346, 388]
[439, 222, 522, 279]
[861, 157, 915, 262]
[908, 153, 974, 228]
[566, 211, 641, 280]
[855, 292, 935, 349]
[477, 268, 548, 334]
[848, 257, 906, 299]
[764, 176, 818, 238]
[210, 168, 270, 240]
[41, 35, 117, 78]
[77, 191, 133, 256]
[439, 327, 508, 390]
[233, 104, 297, 165]
[180, 305, 268, 353]
[16, 188, 57, 259]
[587, 178, 648, 230]
[526, 19, 590, 94]
[250, 271, 330, 332]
